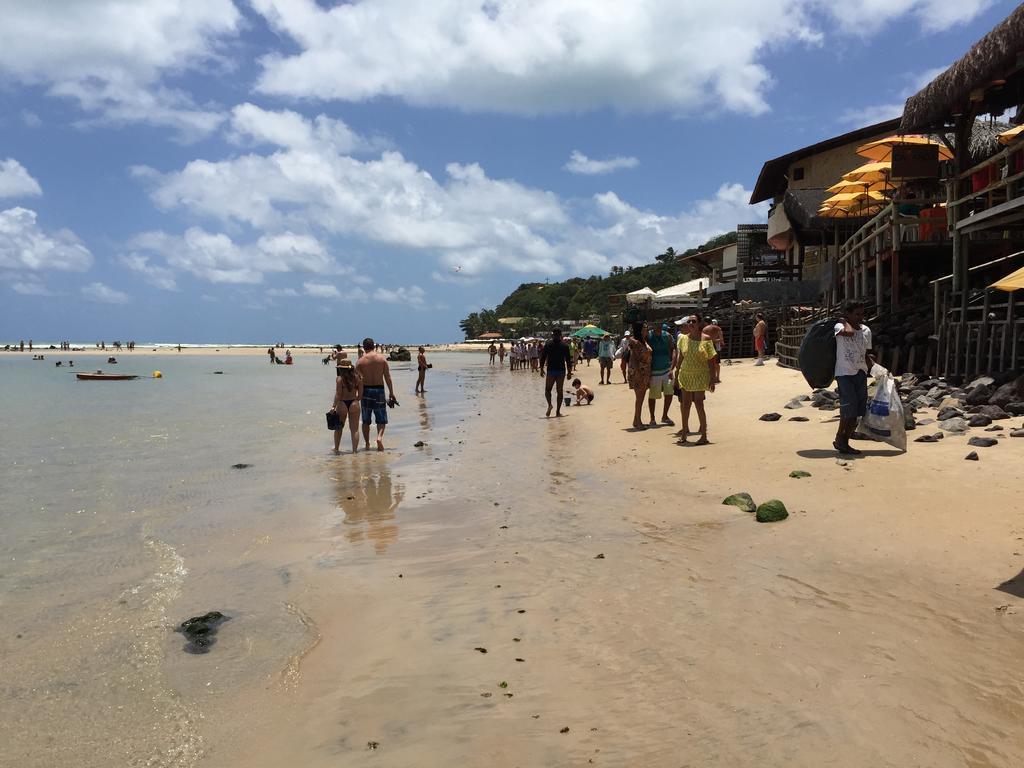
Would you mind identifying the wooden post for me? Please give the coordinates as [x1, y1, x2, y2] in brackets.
[907, 344, 917, 375]
[933, 281, 940, 333]
[980, 290, 991, 375]
[875, 252, 883, 310]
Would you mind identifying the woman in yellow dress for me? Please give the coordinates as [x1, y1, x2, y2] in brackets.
[673, 315, 717, 445]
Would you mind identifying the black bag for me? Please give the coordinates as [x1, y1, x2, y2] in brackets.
[326, 410, 340, 430]
[798, 317, 839, 389]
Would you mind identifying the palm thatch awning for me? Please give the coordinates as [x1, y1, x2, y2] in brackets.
[901, 4, 1024, 133]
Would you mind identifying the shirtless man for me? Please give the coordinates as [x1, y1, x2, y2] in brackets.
[488, 342, 497, 365]
[355, 337, 398, 451]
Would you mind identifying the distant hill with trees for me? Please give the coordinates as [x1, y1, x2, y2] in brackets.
[458, 233, 736, 339]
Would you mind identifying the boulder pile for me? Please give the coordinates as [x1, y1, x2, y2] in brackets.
[784, 370, 1024, 450]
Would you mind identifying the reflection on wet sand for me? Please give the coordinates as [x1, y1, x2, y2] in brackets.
[418, 395, 432, 431]
[332, 465, 404, 554]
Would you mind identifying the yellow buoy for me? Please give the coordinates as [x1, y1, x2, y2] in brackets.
[153, 371, 162, 378]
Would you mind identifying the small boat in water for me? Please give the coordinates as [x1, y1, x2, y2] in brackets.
[76, 371, 139, 381]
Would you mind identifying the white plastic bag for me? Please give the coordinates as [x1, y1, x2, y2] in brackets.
[859, 367, 907, 452]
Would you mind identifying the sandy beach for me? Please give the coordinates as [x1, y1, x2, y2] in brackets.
[4, 353, 1024, 767]
[223, 359, 1024, 767]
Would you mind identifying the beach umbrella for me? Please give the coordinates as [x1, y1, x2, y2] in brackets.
[477, 332, 502, 339]
[856, 135, 953, 162]
[842, 161, 892, 183]
[822, 190, 886, 206]
[998, 125, 1024, 146]
[826, 178, 892, 193]
[572, 324, 611, 339]
[989, 265, 1024, 291]
[817, 204, 883, 218]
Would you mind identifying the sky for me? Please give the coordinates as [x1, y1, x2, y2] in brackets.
[0, 0, 1016, 343]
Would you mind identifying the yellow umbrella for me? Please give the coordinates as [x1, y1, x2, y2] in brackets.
[826, 178, 892, 193]
[990, 265, 1024, 291]
[856, 135, 953, 162]
[822, 190, 886, 205]
[817, 204, 883, 218]
[998, 125, 1024, 146]
[843, 161, 892, 183]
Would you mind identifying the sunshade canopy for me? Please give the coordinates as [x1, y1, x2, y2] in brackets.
[572, 325, 611, 338]
[843, 161, 892, 183]
[990, 265, 1024, 291]
[856, 135, 953, 162]
[998, 125, 1024, 146]
[826, 178, 893, 193]
[477, 332, 502, 339]
[822, 190, 886, 205]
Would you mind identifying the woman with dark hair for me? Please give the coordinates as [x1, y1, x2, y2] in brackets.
[674, 316, 717, 445]
[331, 358, 363, 453]
[627, 321, 652, 430]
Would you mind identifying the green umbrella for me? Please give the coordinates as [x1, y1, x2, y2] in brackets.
[571, 324, 611, 339]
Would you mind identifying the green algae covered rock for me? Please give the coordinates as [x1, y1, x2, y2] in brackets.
[722, 493, 756, 513]
[789, 470, 811, 479]
[755, 500, 789, 523]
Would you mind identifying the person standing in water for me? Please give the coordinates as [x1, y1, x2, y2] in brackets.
[488, 342, 497, 365]
[415, 346, 428, 394]
[331, 358, 363, 453]
[498, 342, 506, 367]
[355, 337, 398, 451]
[539, 329, 573, 417]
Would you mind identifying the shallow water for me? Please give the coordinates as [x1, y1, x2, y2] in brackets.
[0, 352, 478, 767]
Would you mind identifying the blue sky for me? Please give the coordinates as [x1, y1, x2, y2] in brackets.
[0, 0, 1014, 343]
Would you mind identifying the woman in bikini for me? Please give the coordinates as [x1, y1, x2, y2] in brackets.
[627, 321, 652, 430]
[415, 346, 428, 394]
[331, 358, 363, 453]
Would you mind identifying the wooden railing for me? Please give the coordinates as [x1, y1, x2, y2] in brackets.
[949, 141, 1024, 232]
[837, 198, 949, 309]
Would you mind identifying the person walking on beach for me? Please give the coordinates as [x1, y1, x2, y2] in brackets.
[331, 358, 363, 453]
[674, 315, 717, 445]
[646, 323, 677, 427]
[355, 337, 398, 451]
[415, 346, 428, 394]
[598, 333, 615, 385]
[833, 301, 875, 456]
[753, 313, 767, 365]
[627, 323, 652, 430]
[539, 328, 573, 417]
[330, 344, 345, 374]
[488, 342, 497, 365]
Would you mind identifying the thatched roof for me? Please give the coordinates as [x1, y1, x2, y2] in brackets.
[901, 4, 1024, 133]
[750, 119, 901, 204]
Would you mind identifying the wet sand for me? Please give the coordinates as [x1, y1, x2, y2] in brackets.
[221, 360, 1024, 767]
[6, 355, 1024, 767]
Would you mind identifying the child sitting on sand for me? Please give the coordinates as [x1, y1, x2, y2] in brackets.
[571, 379, 594, 405]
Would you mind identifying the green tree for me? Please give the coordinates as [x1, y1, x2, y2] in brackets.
[655, 246, 677, 264]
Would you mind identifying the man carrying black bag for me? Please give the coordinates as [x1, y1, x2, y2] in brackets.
[833, 301, 876, 455]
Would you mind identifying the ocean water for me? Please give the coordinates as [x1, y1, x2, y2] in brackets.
[0, 352, 481, 767]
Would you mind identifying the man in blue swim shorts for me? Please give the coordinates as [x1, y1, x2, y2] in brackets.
[354, 337, 398, 452]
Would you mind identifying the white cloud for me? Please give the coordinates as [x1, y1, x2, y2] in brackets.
[228, 103, 373, 154]
[266, 287, 299, 297]
[564, 151, 639, 175]
[20, 111, 41, 127]
[11, 278, 56, 296]
[0, 207, 92, 271]
[839, 65, 949, 126]
[129, 228, 338, 284]
[137, 106, 767, 279]
[82, 281, 130, 304]
[119, 253, 178, 291]
[0, 159, 42, 198]
[303, 281, 340, 298]
[373, 285, 427, 308]
[249, 0, 988, 118]
[829, 0, 993, 34]
[252, 0, 820, 116]
[0, 1, 240, 139]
